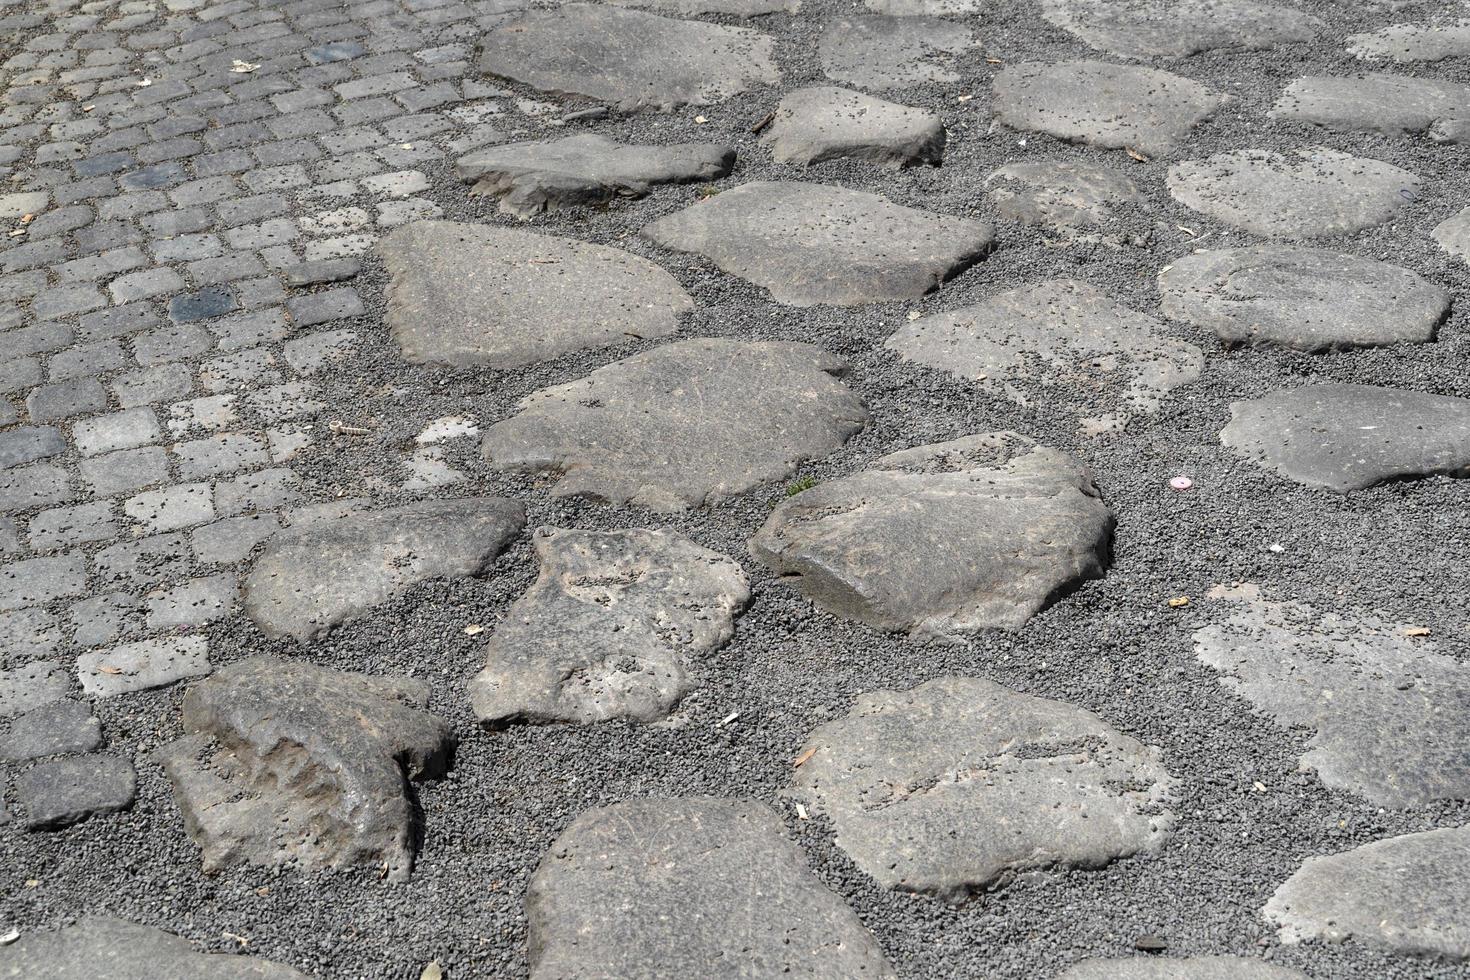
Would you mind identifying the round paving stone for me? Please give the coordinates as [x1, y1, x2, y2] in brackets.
[1, 917, 311, 979]
[380, 221, 693, 369]
[819, 15, 977, 90]
[1062, 956, 1309, 979]
[788, 676, 1175, 901]
[986, 159, 1145, 232]
[1272, 73, 1470, 134]
[764, 86, 945, 168]
[1348, 22, 1470, 62]
[1433, 205, 1470, 260]
[1041, 0, 1321, 58]
[480, 338, 867, 511]
[1158, 245, 1449, 350]
[1167, 147, 1421, 237]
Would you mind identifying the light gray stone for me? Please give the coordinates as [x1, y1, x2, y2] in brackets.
[865, 0, 981, 11]
[0, 917, 311, 979]
[77, 636, 212, 697]
[1432, 205, 1470, 261]
[764, 86, 944, 168]
[0, 661, 69, 718]
[1061, 956, 1309, 979]
[1042, 0, 1321, 58]
[144, 573, 239, 630]
[0, 699, 102, 761]
[1349, 22, 1470, 62]
[986, 159, 1144, 232]
[0, 552, 87, 610]
[1272, 73, 1470, 134]
[0, 191, 49, 220]
[608, 0, 798, 14]
[17, 754, 136, 829]
[819, 16, 977, 90]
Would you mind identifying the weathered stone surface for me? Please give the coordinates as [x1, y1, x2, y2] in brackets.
[886, 279, 1202, 433]
[1432, 205, 1470, 261]
[0, 660, 68, 717]
[641, 181, 992, 306]
[157, 657, 453, 882]
[77, 636, 212, 697]
[1221, 383, 1470, 492]
[1349, 22, 1470, 62]
[2, 917, 311, 978]
[526, 798, 897, 978]
[17, 754, 136, 829]
[456, 135, 734, 218]
[1159, 246, 1449, 350]
[243, 497, 525, 640]
[864, 0, 982, 16]
[472, 527, 749, 725]
[819, 16, 977, 90]
[1168, 148, 1420, 237]
[477, 5, 779, 111]
[789, 676, 1174, 900]
[749, 433, 1113, 638]
[986, 159, 1144, 232]
[1041, 0, 1320, 58]
[0, 699, 101, 761]
[380, 221, 691, 369]
[764, 87, 944, 168]
[992, 61, 1224, 157]
[1272, 74, 1470, 134]
[1265, 827, 1470, 959]
[609, 0, 797, 14]
[1062, 956, 1309, 979]
[481, 339, 866, 510]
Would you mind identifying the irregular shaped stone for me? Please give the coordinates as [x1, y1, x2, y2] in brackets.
[1221, 383, 1470, 492]
[482, 339, 866, 511]
[1041, 0, 1321, 58]
[0, 699, 102, 761]
[456, 135, 734, 218]
[886, 279, 1202, 432]
[380, 221, 691, 369]
[1167, 147, 1421, 237]
[764, 86, 944, 167]
[992, 61, 1224, 157]
[642, 181, 992, 306]
[527, 798, 897, 978]
[244, 497, 523, 640]
[472, 527, 749, 725]
[1265, 827, 1470, 959]
[1272, 74, 1470, 134]
[749, 433, 1113, 638]
[1, 917, 311, 979]
[609, 0, 797, 14]
[77, 636, 212, 697]
[985, 159, 1144, 231]
[0, 660, 68, 717]
[1349, 22, 1470, 62]
[1432, 206, 1470, 260]
[789, 677, 1174, 900]
[1159, 246, 1449, 350]
[17, 754, 136, 829]
[820, 16, 977, 90]
[157, 657, 453, 882]
[477, 5, 779, 111]
[865, 0, 982, 14]
[1062, 956, 1309, 979]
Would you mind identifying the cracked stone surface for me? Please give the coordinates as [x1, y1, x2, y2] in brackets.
[1061, 957, 1310, 979]
[1272, 74, 1470, 135]
[0, 917, 312, 979]
[1041, 0, 1321, 58]
[749, 433, 1114, 638]
[764, 87, 945, 168]
[819, 16, 978, 90]
[471, 526, 750, 725]
[788, 676, 1175, 901]
[986, 160, 1145, 232]
[1348, 22, 1470, 62]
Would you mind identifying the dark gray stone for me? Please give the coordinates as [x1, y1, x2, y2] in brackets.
[764, 87, 944, 168]
[0, 699, 101, 761]
[168, 284, 238, 323]
[986, 159, 1144, 232]
[1272, 74, 1470, 134]
[1062, 956, 1309, 979]
[17, 754, 136, 829]
[0, 425, 65, 468]
[0, 917, 311, 979]
[819, 16, 976, 90]
[1348, 22, 1470, 62]
[1041, 0, 1321, 58]
[0, 660, 69, 717]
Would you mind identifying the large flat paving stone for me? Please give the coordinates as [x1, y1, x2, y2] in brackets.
[526, 797, 896, 978]
[1062, 956, 1308, 979]
[471, 527, 750, 725]
[1349, 22, 1470, 62]
[16, 753, 136, 829]
[380, 221, 692, 369]
[0, 698, 101, 761]
[749, 433, 1113, 638]
[1265, 827, 1470, 959]
[1272, 73, 1470, 135]
[0, 916, 311, 979]
[481, 339, 867, 510]
[157, 657, 453, 882]
[0, 659, 68, 717]
[1221, 383, 1470, 492]
[608, 0, 798, 14]
[819, 16, 977, 90]
[992, 61, 1224, 157]
[986, 159, 1144, 232]
[243, 497, 525, 640]
[1159, 245, 1449, 350]
[1041, 0, 1320, 58]
[641, 181, 992, 306]
[1433, 205, 1470, 261]
[788, 676, 1174, 901]
[476, 4, 778, 111]
[764, 86, 944, 167]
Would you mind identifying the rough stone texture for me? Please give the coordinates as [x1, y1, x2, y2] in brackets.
[456, 135, 735, 218]
[0, 699, 102, 761]
[986, 160, 1145, 232]
[0, 661, 69, 718]
[1158, 246, 1449, 350]
[992, 61, 1224, 157]
[1167, 148, 1421, 237]
[0, 917, 311, 979]
[156, 657, 453, 882]
[1061, 956, 1310, 979]
[1265, 827, 1470, 959]
[471, 527, 750, 725]
[476, 5, 779, 111]
[1041, 0, 1321, 58]
[608, 0, 798, 14]
[788, 677, 1174, 901]
[243, 497, 526, 640]
[1348, 22, 1470, 62]
[481, 339, 867, 510]
[1221, 383, 1470, 492]
[77, 636, 212, 697]
[17, 754, 137, 829]
[819, 16, 977, 90]
[749, 433, 1114, 638]
[1272, 74, 1470, 134]
[885, 279, 1203, 433]
[380, 221, 692, 369]
[764, 87, 945, 168]
[641, 181, 992, 307]
[1432, 206, 1470, 261]
[526, 798, 897, 978]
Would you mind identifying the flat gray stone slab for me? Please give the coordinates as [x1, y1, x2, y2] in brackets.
[456, 134, 734, 218]
[608, 0, 797, 14]
[527, 798, 897, 978]
[1167, 147, 1421, 237]
[243, 497, 525, 640]
[0, 190, 48, 219]
[986, 159, 1144, 231]
[788, 676, 1174, 900]
[1272, 73, 1470, 134]
[865, 0, 983, 14]
[0, 699, 101, 761]
[477, 4, 779, 111]
[1265, 827, 1470, 959]
[1349, 22, 1470, 62]
[749, 433, 1114, 638]
[471, 526, 750, 725]
[481, 339, 866, 510]
[819, 16, 977, 90]
[77, 635, 212, 697]
[0, 660, 68, 717]
[1041, 0, 1320, 58]
[1159, 246, 1449, 350]
[0, 917, 310, 979]
[1062, 956, 1309, 979]
[764, 86, 944, 168]
[157, 657, 453, 882]
[1433, 205, 1470, 260]
[1221, 383, 1470, 492]
[17, 753, 136, 829]
[992, 61, 1224, 157]
[641, 181, 992, 306]
[380, 221, 691, 369]
[886, 279, 1202, 433]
